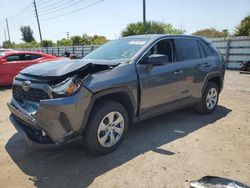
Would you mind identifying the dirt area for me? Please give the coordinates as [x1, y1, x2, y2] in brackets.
[0, 70, 249, 188]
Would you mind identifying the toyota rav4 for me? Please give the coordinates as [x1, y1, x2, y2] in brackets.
[7, 35, 225, 154]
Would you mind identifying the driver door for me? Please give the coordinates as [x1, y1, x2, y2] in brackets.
[3, 54, 33, 84]
[136, 39, 186, 120]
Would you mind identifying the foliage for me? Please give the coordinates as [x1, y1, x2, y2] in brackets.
[234, 15, 250, 36]
[121, 21, 184, 37]
[2, 40, 15, 48]
[56, 38, 72, 46]
[192, 28, 230, 38]
[20, 26, 35, 42]
[40, 40, 54, 47]
[91, 35, 108, 45]
[71, 35, 83, 46]
[15, 41, 40, 48]
[56, 34, 107, 46]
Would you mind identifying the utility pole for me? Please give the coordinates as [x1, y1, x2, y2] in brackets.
[6, 18, 10, 41]
[143, 0, 146, 33]
[33, 0, 43, 43]
[67, 32, 69, 39]
[4, 29, 7, 41]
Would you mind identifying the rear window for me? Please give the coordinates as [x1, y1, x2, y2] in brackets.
[175, 39, 200, 61]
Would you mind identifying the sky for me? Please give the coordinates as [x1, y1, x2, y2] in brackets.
[0, 0, 249, 44]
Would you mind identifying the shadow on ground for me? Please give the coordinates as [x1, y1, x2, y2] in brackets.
[5, 105, 231, 188]
[0, 85, 12, 91]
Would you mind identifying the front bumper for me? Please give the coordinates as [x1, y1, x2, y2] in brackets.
[8, 87, 93, 144]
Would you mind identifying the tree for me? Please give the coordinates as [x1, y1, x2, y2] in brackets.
[121, 21, 184, 37]
[90, 35, 107, 45]
[222, 29, 230, 38]
[20, 26, 35, 42]
[71, 35, 83, 45]
[2, 40, 15, 48]
[57, 38, 72, 46]
[234, 15, 250, 36]
[40, 40, 54, 47]
[81, 33, 91, 45]
[192, 28, 229, 38]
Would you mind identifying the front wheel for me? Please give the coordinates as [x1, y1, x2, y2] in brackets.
[84, 100, 129, 154]
[195, 82, 219, 114]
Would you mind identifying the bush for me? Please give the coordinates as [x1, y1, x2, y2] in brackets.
[121, 21, 184, 37]
[40, 40, 54, 47]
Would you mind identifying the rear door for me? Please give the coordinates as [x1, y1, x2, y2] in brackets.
[174, 38, 210, 106]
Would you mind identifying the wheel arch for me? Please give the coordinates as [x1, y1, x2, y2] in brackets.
[201, 71, 223, 95]
[81, 87, 137, 133]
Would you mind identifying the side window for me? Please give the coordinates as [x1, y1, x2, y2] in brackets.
[6, 55, 21, 62]
[175, 39, 200, 61]
[197, 41, 206, 58]
[142, 39, 174, 63]
[31, 54, 43, 60]
[200, 41, 214, 56]
[23, 54, 32, 60]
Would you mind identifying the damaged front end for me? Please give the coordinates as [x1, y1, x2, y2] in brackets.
[8, 61, 116, 145]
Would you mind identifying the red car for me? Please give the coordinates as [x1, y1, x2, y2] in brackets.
[0, 51, 59, 85]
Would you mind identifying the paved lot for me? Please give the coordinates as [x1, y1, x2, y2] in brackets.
[0, 71, 249, 188]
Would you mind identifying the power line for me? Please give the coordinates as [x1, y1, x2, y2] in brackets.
[1, 0, 105, 43]
[39, 0, 86, 16]
[8, 1, 33, 20]
[9, 18, 36, 31]
[36, 0, 54, 6]
[38, 0, 73, 11]
[10, 21, 36, 32]
[9, 13, 35, 27]
[41, 0, 104, 21]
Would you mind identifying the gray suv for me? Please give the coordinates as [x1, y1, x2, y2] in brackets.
[8, 34, 225, 154]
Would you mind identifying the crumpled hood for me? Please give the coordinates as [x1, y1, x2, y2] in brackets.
[20, 58, 120, 77]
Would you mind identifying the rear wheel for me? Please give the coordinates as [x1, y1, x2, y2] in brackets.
[84, 100, 129, 154]
[195, 82, 219, 114]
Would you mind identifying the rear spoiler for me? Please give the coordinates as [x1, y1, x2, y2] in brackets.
[201, 37, 213, 44]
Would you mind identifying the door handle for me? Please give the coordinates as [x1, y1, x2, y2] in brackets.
[203, 63, 210, 67]
[174, 70, 183, 75]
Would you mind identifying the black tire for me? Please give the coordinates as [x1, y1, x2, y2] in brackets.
[195, 82, 219, 114]
[84, 100, 129, 155]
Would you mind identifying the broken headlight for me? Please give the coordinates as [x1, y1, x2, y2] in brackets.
[51, 76, 82, 98]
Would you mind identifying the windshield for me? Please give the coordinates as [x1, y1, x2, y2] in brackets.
[84, 38, 149, 62]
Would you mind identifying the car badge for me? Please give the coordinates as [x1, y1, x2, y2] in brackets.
[22, 81, 31, 92]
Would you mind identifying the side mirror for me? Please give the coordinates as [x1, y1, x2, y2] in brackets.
[145, 54, 169, 66]
[0, 59, 7, 63]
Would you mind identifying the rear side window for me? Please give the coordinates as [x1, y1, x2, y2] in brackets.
[31, 54, 43, 60]
[175, 39, 200, 61]
[23, 54, 32, 60]
[197, 41, 206, 58]
[200, 41, 214, 56]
